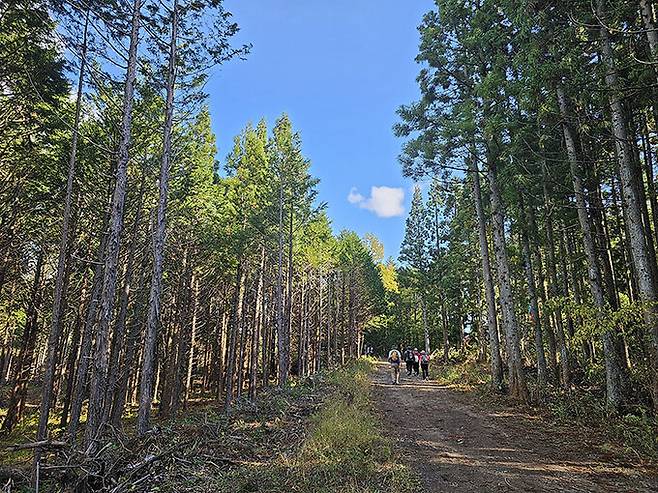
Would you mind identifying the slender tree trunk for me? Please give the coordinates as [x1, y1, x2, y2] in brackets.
[111, 246, 149, 426]
[34, 13, 88, 458]
[225, 261, 246, 408]
[529, 201, 558, 380]
[185, 275, 199, 406]
[487, 161, 529, 402]
[235, 279, 247, 398]
[276, 173, 287, 386]
[640, 0, 658, 64]
[557, 84, 628, 409]
[68, 215, 110, 438]
[285, 207, 294, 365]
[1, 252, 44, 433]
[421, 295, 430, 354]
[520, 199, 547, 389]
[59, 277, 87, 428]
[250, 247, 265, 399]
[470, 157, 503, 389]
[136, 0, 175, 435]
[104, 177, 144, 425]
[540, 162, 570, 387]
[84, 0, 143, 450]
[597, 3, 658, 410]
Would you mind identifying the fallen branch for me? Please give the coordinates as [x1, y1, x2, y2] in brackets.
[5, 440, 67, 452]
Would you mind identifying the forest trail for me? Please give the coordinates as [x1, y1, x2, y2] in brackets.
[371, 362, 658, 493]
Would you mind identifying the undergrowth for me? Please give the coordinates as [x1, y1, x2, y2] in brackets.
[215, 358, 418, 492]
[2, 360, 418, 492]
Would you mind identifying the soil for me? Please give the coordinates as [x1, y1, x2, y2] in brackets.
[371, 362, 658, 493]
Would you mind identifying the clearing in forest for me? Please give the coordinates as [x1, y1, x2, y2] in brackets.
[371, 362, 658, 493]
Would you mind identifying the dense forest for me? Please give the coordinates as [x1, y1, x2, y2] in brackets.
[3, 0, 658, 490]
[0, 0, 387, 479]
[386, 0, 658, 415]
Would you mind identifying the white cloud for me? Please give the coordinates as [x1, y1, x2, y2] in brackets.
[347, 187, 365, 204]
[347, 186, 405, 218]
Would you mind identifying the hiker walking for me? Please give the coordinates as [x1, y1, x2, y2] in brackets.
[412, 348, 420, 376]
[420, 350, 430, 380]
[388, 347, 402, 384]
[403, 346, 414, 376]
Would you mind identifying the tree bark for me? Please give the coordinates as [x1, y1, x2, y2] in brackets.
[249, 247, 265, 399]
[540, 162, 570, 387]
[225, 261, 246, 408]
[487, 161, 529, 402]
[557, 84, 628, 409]
[136, 0, 175, 435]
[519, 198, 547, 389]
[68, 214, 110, 438]
[34, 12, 88, 457]
[276, 171, 287, 386]
[84, 0, 143, 449]
[1, 251, 44, 433]
[104, 175, 145, 425]
[470, 158, 503, 389]
[597, 3, 658, 410]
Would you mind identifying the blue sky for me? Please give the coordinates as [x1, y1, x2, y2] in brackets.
[207, 0, 433, 259]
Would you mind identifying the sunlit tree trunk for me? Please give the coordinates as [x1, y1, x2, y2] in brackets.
[470, 157, 503, 389]
[487, 160, 529, 402]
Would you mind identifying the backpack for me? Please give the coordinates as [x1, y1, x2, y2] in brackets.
[421, 354, 430, 364]
[404, 350, 414, 362]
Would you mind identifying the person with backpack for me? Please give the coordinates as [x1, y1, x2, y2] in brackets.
[412, 348, 420, 376]
[420, 350, 430, 380]
[388, 347, 402, 384]
[403, 346, 414, 376]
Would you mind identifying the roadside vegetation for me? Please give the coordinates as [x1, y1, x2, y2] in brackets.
[2, 360, 417, 492]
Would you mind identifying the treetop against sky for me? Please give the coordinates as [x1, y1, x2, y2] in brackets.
[208, 0, 433, 258]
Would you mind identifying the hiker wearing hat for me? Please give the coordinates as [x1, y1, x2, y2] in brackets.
[388, 347, 402, 384]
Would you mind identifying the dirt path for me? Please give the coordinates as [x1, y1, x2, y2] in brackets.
[371, 362, 658, 492]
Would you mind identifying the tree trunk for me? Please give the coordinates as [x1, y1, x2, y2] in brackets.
[68, 213, 110, 438]
[540, 162, 570, 388]
[110, 246, 149, 427]
[557, 83, 628, 410]
[597, 3, 658, 410]
[421, 295, 430, 354]
[276, 173, 287, 386]
[470, 157, 503, 389]
[487, 162, 529, 402]
[136, 0, 175, 435]
[249, 247, 265, 399]
[225, 261, 246, 408]
[104, 176, 145, 425]
[34, 12, 88, 456]
[1, 252, 44, 433]
[519, 199, 547, 389]
[84, 0, 143, 450]
[185, 275, 199, 406]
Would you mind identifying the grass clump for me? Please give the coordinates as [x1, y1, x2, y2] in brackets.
[215, 359, 418, 492]
[296, 359, 416, 492]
